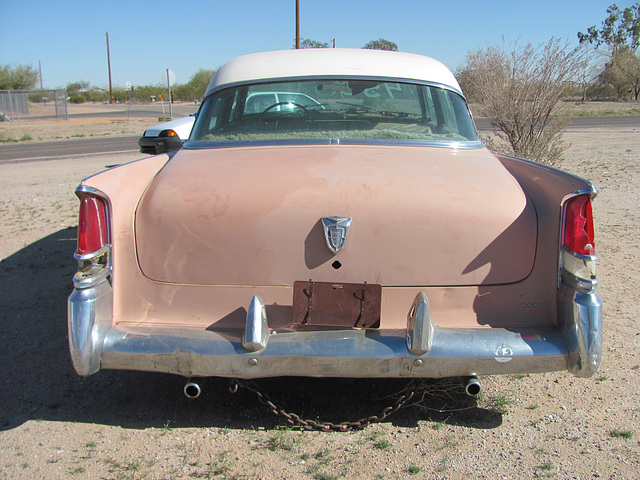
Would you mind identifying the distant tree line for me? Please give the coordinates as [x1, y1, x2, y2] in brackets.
[2, 36, 398, 101]
[297, 37, 398, 51]
[65, 68, 216, 104]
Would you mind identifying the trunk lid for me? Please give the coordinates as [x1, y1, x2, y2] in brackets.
[135, 145, 536, 286]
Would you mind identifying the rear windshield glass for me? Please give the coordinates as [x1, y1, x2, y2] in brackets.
[190, 80, 478, 143]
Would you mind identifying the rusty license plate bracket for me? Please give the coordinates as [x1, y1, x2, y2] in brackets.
[292, 281, 381, 329]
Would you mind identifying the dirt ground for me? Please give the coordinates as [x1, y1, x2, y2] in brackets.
[0, 115, 639, 479]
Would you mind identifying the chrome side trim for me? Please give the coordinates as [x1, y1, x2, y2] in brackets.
[406, 292, 434, 355]
[242, 296, 270, 352]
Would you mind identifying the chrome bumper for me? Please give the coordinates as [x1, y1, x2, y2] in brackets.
[68, 283, 602, 379]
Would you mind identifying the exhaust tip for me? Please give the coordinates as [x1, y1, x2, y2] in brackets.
[465, 376, 482, 397]
[184, 381, 201, 399]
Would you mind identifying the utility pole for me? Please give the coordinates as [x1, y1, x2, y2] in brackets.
[106, 32, 113, 104]
[295, 0, 300, 49]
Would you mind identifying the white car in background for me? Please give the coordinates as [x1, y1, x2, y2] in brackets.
[138, 114, 196, 154]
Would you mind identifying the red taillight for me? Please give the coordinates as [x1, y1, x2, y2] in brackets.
[563, 195, 595, 256]
[77, 196, 108, 256]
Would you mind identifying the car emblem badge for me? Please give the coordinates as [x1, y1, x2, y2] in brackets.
[321, 217, 352, 254]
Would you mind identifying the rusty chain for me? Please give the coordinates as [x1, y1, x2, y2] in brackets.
[228, 378, 416, 432]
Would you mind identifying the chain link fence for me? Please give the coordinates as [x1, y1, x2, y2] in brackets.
[0, 89, 68, 121]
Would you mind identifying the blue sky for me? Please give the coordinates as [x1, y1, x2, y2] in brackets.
[0, 0, 629, 90]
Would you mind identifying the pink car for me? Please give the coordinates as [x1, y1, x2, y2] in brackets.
[68, 49, 601, 397]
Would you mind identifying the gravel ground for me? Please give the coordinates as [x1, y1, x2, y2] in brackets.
[0, 117, 638, 479]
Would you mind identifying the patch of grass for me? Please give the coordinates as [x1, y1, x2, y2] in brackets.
[540, 461, 554, 471]
[203, 452, 232, 477]
[69, 467, 85, 475]
[124, 457, 142, 472]
[155, 420, 172, 437]
[575, 107, 640, 117]
[406, 464, 421, 475]
[266, 430, 299, 452]
[436, 456, 449, 473]
[596, 375, 609, 382]
[490, 395, 513, 414]
[0, 132, 30, 143]
[526, 404, 540, 410]
[314, 448, 331, 461]
[611, 429, 634, 439]
[373, 439, 392, 450]
[431, 419, 447, 430]
[313, 473, 339, 480]
[436, 435, 459, 452]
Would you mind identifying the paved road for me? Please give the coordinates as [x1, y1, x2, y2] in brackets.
[473, 115, 640, 131]
[0, 136, 140, 163]
[67, 104, 198, 119]
[2, 116, 639, 163]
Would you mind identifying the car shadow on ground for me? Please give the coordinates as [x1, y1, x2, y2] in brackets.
[0, 228, 502, 432]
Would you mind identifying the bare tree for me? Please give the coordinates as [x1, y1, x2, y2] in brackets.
[575, 44, 603, 103]
[464, 38, 583, 165]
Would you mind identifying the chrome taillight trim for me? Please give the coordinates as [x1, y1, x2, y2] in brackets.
[74, 245, 110, 261]
[73, 185, 113, 289]
[559, 250, 598, 294]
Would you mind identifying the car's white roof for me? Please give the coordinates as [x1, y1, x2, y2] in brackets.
[207, 49, 462, 95]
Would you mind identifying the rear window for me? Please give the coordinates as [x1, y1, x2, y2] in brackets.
[190, 79, 478, 144]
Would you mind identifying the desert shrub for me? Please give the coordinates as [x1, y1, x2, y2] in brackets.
[463, 38, 583, 165]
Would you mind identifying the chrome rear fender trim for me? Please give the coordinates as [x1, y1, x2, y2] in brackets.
[68, 281, 112, 376]
[557, 284, 603, 378]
